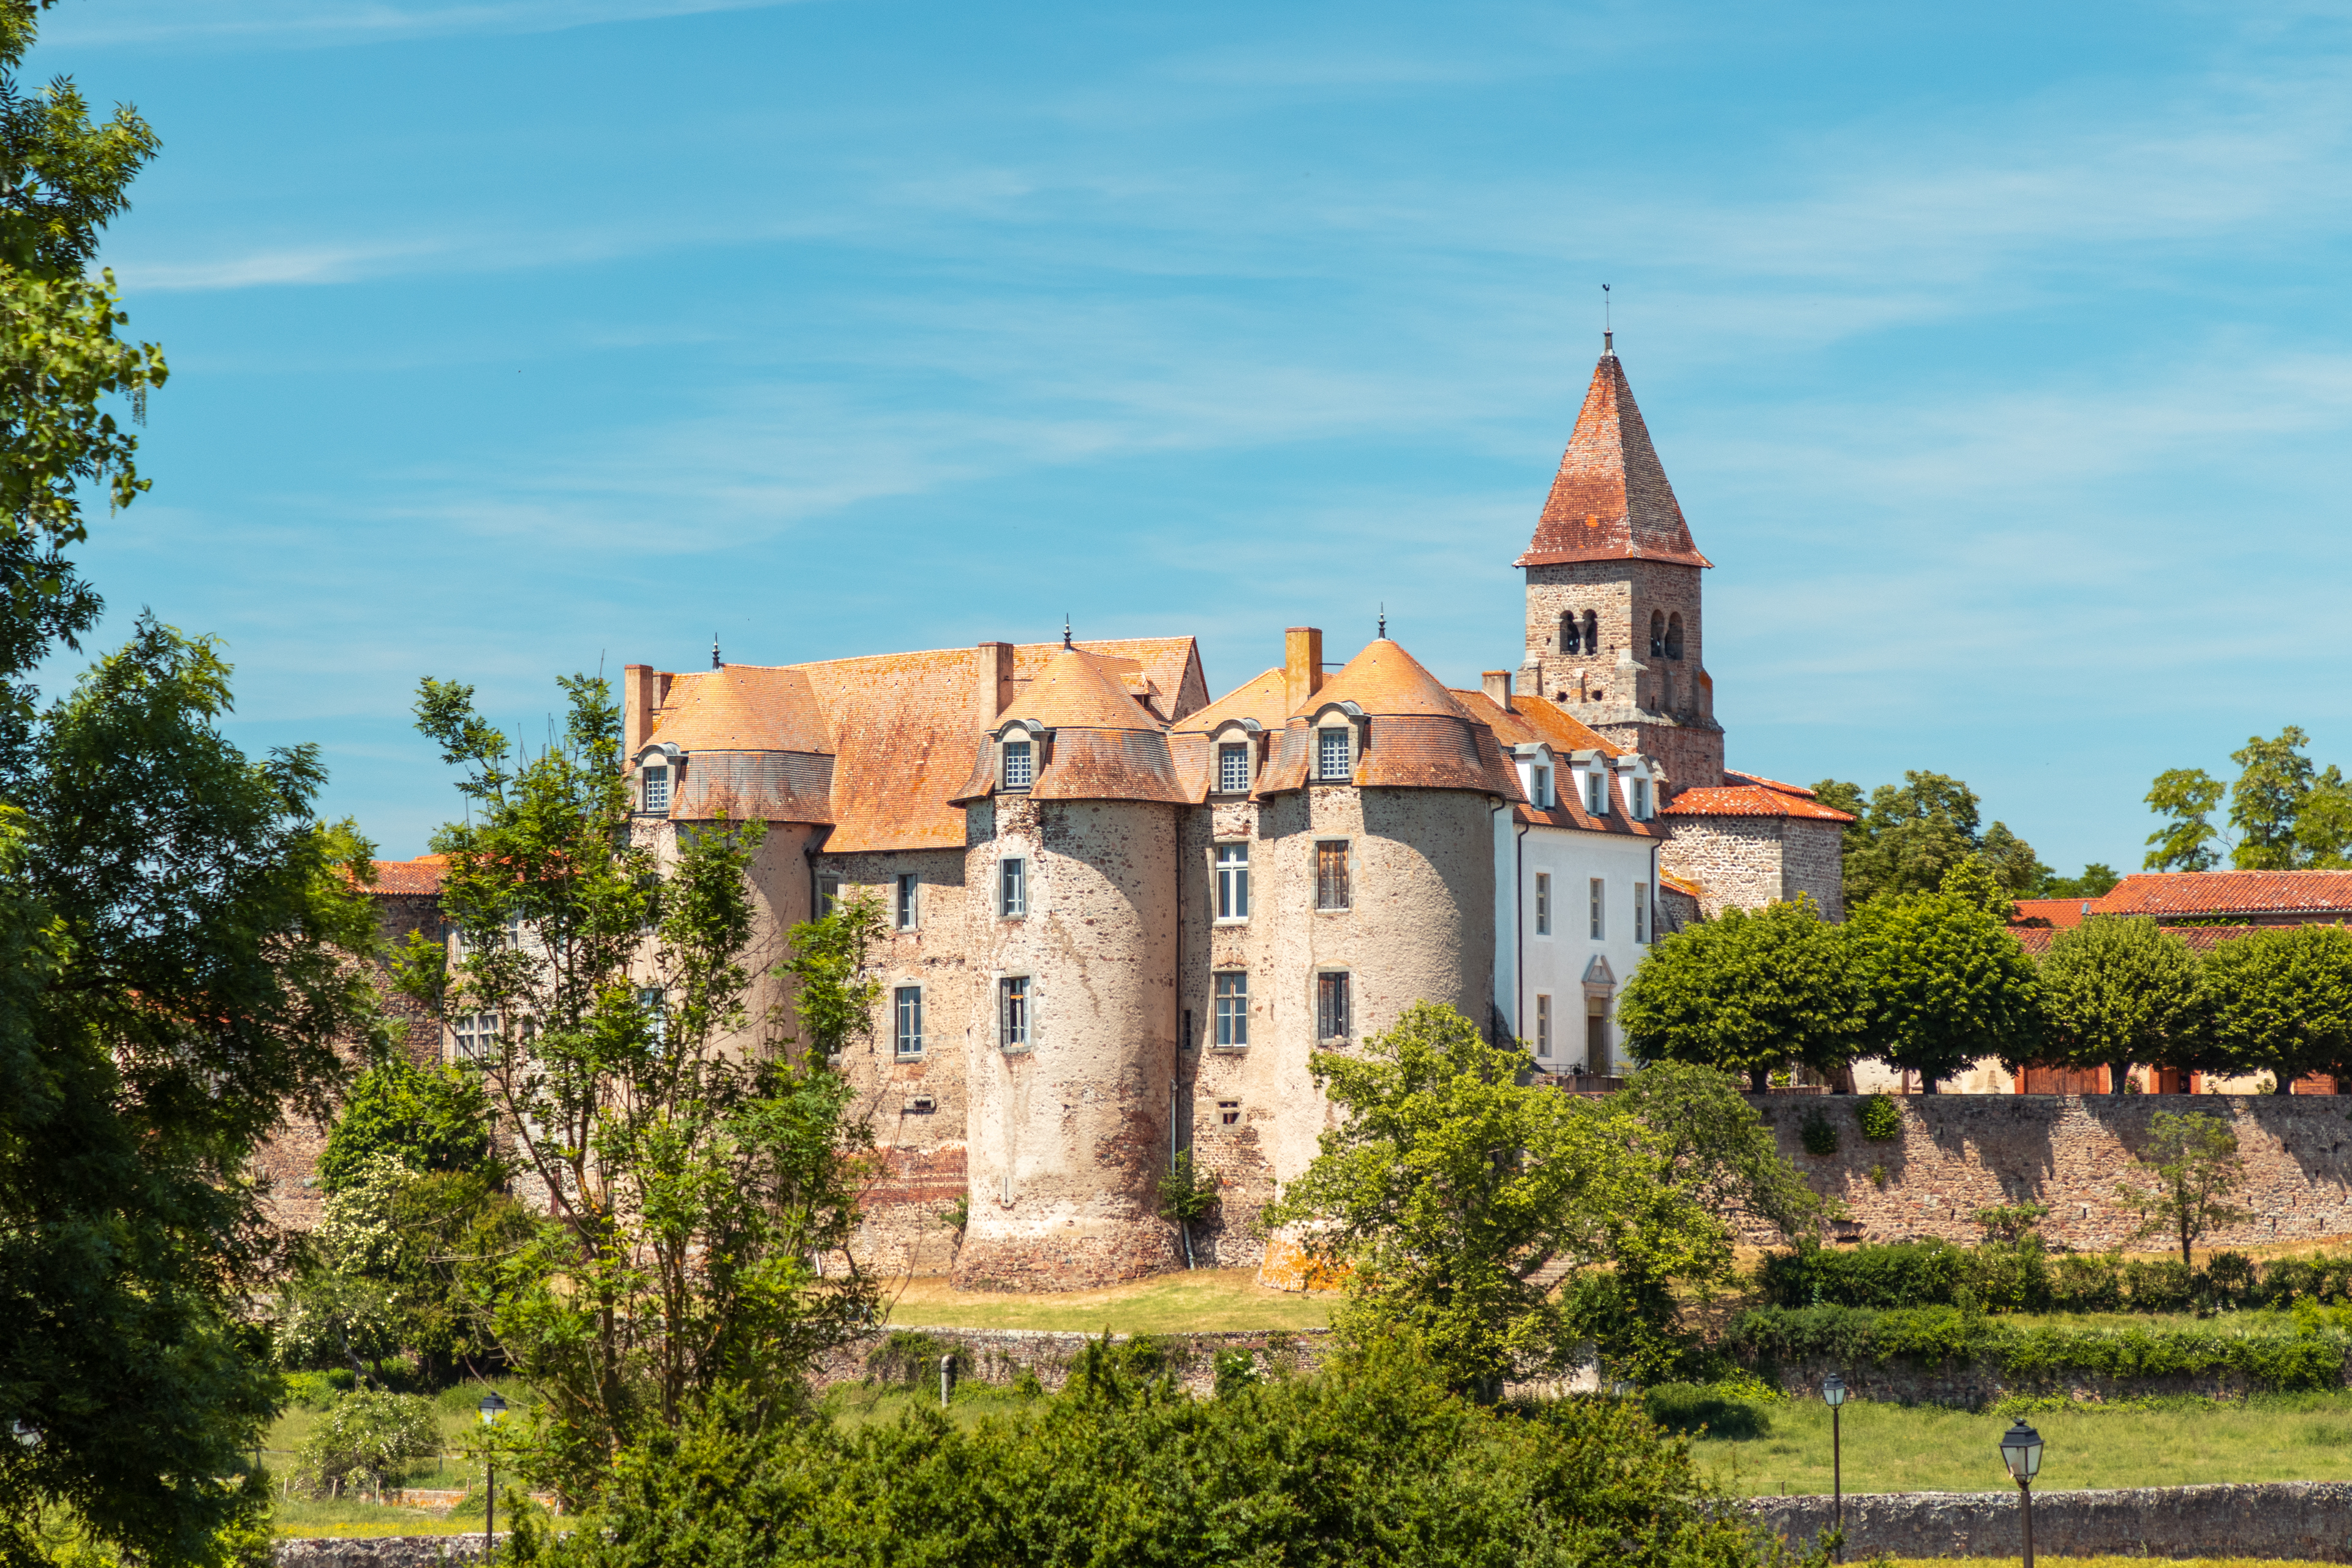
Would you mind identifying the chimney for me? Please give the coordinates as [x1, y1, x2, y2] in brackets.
[623, 665, 657, 761]
[1284, 627, 1324, 714]
[1482, 670, 1514, 712]
[976, 642, 1015, 726]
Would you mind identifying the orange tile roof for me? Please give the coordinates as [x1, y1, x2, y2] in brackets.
[1300, 638, 1478, 722]
[1003, 646, 1161, 732]
[2095, 871, 2352, 919]
[2010, 897, 2099, 931]
[795, 646, 990, 853]
[644, 665, 829, 755]
[1514, 350, 1711, 571]
[1011, 638, 1207, 724]
[1659, 782, 1855, 822]
[366, 856, 448, 895]
[1659, 871, 1705, 900]
[1723, 770, 1820, 800]
[1174, 668, 1289, 737]
[1449, 688, 1660, 837]
[2011, 921, 2255, 957]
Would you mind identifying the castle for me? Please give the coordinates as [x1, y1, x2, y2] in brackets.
[306, 345, 1850, 1286]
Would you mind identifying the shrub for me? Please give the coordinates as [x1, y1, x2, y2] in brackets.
[1969, 1237, 2052, 1313]
[1643, 1382, 1773, 1439]
[1757, 1238, 1967, 1309]
[292, 1389, 437, 1499]
[1213, 1349, 1261, 1398]
[1799, 1109, 1838, 1156]
[1858, 1093, 1903, 1142]
[864, 1329, 962, 1385]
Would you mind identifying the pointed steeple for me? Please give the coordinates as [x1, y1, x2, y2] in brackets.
[1514, 348, 1711, 570]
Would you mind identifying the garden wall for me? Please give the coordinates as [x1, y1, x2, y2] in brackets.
[810, 1326, 1337, 1397]
[276, 1541, 495, 1567]
[1748, 1481, 2352, 1561]
[1747, 1094, 2352, 1251]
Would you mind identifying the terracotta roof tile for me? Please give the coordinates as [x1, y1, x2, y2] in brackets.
[646, 666, 829, 755]
[1659, 783, 1855, 822]
[1011, 638, 1207, 724]
[366, 856, 447, 896]
[1659, 871, 1705, 900]
[794, 647, 990, 853]
[1299, 638, 1476, 722]
[2095, 872, 2352, 920]
[1003, 646, 1163, 732]
[1256, 638, 1520, 800]
[1514, 350, 1711, 571]
[1175, 668, 1289, 737]
[2010, 897, 2099, 931]
[1449, 688, 1661, 836]
[2011, 920, 2256, 957]
[1723, 770, 1820, 800]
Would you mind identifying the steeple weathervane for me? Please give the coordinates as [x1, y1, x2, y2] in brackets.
[1603, 282, 1612, 356]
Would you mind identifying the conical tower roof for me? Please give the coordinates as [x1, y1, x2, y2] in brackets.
[1003, 645, 1162, 731]
[1300, 638, 1474, 721]
[1514, 345, 1711, 570]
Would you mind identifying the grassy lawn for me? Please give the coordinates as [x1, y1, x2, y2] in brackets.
[262, 1378, 542, 1537]
[1881, 1561, 2332, 1568]
[883, 1267, 1334, 1334]
[820, 1377, 1042, 1434]
[1692, 1390, 2352, 1496]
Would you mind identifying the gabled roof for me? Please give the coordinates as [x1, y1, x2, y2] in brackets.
[1174, 668, 1287, 737]
[2095, 872, 2352, 920]
[366, 856, 448, 896]
[1449, 689, 1659, 837]
[1515, 349, 1711, 571]
[1660, 782, 1855, 822]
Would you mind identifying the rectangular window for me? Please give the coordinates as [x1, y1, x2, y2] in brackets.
[816, 876, 841, 918]
[453, 1011, 499, 1063]
[1316, 971, 1351, 1041]
[895, 872, 918, 930]
[1218, 1099, 1241, 1126]
[1632, 778, 1650, 818]
[894, 986, 924, 1057]
[1535, 872, 1551, 936]
[641, 764, 670, 813]
[1317, 728, 1350, 781]
[1218, 743, 1251, 793]
[1536, 993, 1552, 1058]
[1635, 882, 1650, 944]
[1589, 877, 1605, 940]
[1000, 975, 1030, 1049]
[1215, 843, 1250, 920]
[1315, 841, 1351, 911]
[638, 986, 666, 1050]
[1533, 766, 1552, 810]
[1002, 740, 1033, 790]
[1000, 858, 1027, 919]
[1585, 767, 1608, 816]
[1215, 971, 1249, 1047]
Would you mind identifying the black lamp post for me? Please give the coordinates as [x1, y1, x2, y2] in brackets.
[1820, 1374, 1848, 1559]
[478, 1392, 508, 1558]
[1999, 1418, 2044, 1568]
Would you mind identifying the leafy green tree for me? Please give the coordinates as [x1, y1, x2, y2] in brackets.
[2029, 862, 2120, 900]
[1814, 770, 2044, 905]
[292, 1389, 437, 1501]
[1615, 895, 1860, 1089]
[2200, 923, 2352, 1085]
[1155, 1150, 1219, 1268]
[2144, 767, 2226, 871]
[317, 1054, 493, 1193]
[2296, 767, 2352, 869]
[1847, 861, 2044, 1091]
[1264, 1002, 1721, 1390]
[2035, 916, 2204, 1092]
[2230, 727, 2316, 870]
[510, 1335, 1780, 1568]
[406, 675, 876, 1503]
[2114, 1111, 2252, 1266]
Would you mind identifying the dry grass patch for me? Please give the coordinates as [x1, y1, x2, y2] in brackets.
[881, 1267, 1334, 1334]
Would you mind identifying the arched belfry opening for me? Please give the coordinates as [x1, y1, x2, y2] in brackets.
[1665, 612, 1684, 660]
[1559, 611, 1580, 654]
[1648, 610, 1665, 658]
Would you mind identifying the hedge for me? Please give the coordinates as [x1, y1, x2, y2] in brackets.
[1757, 1241, 2352, 1316]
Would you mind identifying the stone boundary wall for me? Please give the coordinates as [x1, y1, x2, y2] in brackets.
[1746, 1093, 2352, 1251]
[1746, 1482, 2352, 1560]
[276, 1540, 498, 1567]
[813, 1325, 1336, 1396]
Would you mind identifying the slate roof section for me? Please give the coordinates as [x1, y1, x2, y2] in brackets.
[1515, 350, 1712, 571]
[2095, 872, 2352, 920]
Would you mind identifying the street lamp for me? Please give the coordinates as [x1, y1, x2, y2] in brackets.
[1820, 1375, 1848, 1559]
[478, 1392, 508, 1558]
[1999, 1418, 2044, 1568]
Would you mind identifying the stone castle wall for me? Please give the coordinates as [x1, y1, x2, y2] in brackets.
[1743, 1092, 2352, 1251]
[1657, 816, 1790, 919]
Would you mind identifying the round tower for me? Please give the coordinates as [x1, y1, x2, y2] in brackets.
[948, 644, 1187, 1290]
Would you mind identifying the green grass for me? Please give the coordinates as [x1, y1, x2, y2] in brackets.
[1692, 1389, 2352, 1496]
[820, 1377, 1044, 1434]
[262, 1378, 545, 1537]
[883, 1267, 1333, 1334]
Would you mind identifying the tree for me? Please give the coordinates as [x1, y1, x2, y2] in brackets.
[1847, 861, 2044, 1091]
[1814, 771, 2045, 906]
[317, 1054, 494, 1194]
[1263, 1002, 1721, 1390]
[2200, 923, 2352, 1087]
[2035, 916, 2204, 1093]
[2029, 862, 2119, 900]
[2144, 767, 2225, 872]
[1614, 895, 1860, 1089]
[406, 674, 877, 1503]
[2230, 727, 2316, 870]
[2114, 1111, 2251, 1265]
[2296, 767, 2352, 869]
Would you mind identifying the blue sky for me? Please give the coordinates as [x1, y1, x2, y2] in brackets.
[31, 0, 2352, 869]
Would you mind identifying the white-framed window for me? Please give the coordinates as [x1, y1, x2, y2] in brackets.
[1635, 883, 1650, 944]
[641, 764, 671, 813]
[1589, 878, 1605, 940]
[1536, 993, 1552, 1058]
[1316, 971, 1350, 1041]
[1315, 840, 1350, 911]
[638, 986, 666, 1050]
[1218, 743, 1251, 794]
[1535, 872, 1551, 936]
[999, 858, 1027, 919]
[1532, 765, 1553, 810]
[894, 986, 924, 1057]
[1316, 727, 1351, 782]
[895, 872, 918, 930]
[1585, 767, 1608, 816]
[1631, 778, 1651, 819]
[1002, 739, 1033, 791]
[1000, 975, 1030, 1049]
[1215, 842, 1250, 921]
[453, 1011, 499, 1063]
[1214, 971, 1248, 1047]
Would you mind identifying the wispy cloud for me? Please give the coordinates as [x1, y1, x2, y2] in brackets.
[43, 0, 808, 50]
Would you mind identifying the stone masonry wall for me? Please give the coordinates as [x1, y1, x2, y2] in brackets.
[1743, 1093, 2352, 1250]
[1781, 818, 1845, 923]
[1518, 559, 1723, 794]
[1749, 1482, 2352, 1561]
[1657, 816, 1789, 919]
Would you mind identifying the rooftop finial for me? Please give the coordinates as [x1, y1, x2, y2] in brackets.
[1378, 603, 1387, 639]
[712, 633, 722, 670]
[1603, 282, 1613, 355]
[1062, 615, 1072, 650]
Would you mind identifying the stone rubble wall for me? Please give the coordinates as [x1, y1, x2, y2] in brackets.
[813, 1325, 1335, 1396]
[275, 1540, 498, 1567]
[1746, 1482, 2352, 1561]
[1746, 1092, 2352, 1251]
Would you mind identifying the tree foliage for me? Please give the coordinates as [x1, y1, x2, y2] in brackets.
[2035, 916, 2205, 1091]
[2144, 728, 2352, 872]
[1845, 861, 2043, 1090]
[405, 674, 876, 1503]
[2199, 923, 2352, 1085]
[1615, 895, 1860, 1087]
[1813, 771, 2045, 907]
[2143, 767, 2226, 872]
[2114, 1112, 2252, 1267]
[317, 1054, 494, 1194]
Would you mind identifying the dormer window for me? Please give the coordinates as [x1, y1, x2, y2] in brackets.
[1218, 742, 1251, 794]
[641, 764, 670, 813]
[1584, 767, 1608, 817]
[1316, 728, 1351, 782]
[1002, 739, 1033, 791]
[1532, 766, 1553, 810]
[1631, 778, 1651, 818]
